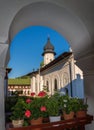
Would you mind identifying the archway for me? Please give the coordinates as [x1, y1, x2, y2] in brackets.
[8, 2, 91, 59]
[8, 0, 94, 123]
[0, 1, 94, 130]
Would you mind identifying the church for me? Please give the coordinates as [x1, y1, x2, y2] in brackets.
[28, 38, 84, 98]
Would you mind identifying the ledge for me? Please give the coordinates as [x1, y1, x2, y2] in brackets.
[6, 115, 93, 130]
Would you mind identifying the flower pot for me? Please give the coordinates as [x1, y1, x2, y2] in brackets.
[12, 119, 24, 128]
[49, 116, 61, 122]
[30, 117, 43, 125]
[63, 111, 74, 120]
[30, 117, 43, 130]
[76, 110, 87, 118]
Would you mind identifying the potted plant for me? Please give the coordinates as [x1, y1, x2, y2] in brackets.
[10, 98, 25, 127]
[60, 95, 75, 120]
[24, 91, 48, 125]
[74, 98, 88, 118]
[45, 94, 61, 122]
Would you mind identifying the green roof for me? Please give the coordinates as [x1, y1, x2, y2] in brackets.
[8, 77, 31, 85]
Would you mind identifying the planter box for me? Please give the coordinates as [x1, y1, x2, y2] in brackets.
[6, 115, 93, 130]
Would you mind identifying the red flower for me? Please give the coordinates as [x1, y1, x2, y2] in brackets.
[25, 110, 31, 118]
[40, 106, 47, 112]
[38, 91, 47, 97]
[31, 92, 35, 96]
[26, 98, 31, 104]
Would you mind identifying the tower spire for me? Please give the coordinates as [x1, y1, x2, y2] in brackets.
[42, 37, 56, 65]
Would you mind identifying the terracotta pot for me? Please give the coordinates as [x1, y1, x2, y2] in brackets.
[76, 110, 87, 118]
[63, 111, 74, 120]
[12, 119, 24, 128]
[30, 117, 43, 130]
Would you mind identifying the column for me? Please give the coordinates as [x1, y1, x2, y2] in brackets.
[36, 74, 40, 93]
[4, 69, 8, 97]
[68, 58, 75, 97]
[0, 67, 6, 130]
[40, 76, 43, 91]
[84, 71, 94, 130]
[32, 76, 36, 92]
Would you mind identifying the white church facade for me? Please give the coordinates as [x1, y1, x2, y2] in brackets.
[28, 38, 84, 98]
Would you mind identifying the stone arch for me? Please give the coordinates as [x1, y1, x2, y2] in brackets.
[44, 76, 51, 94]
[60, 71, 69, 87]
[52, 74, 60, 92]
[60, 72, 71, 96]
[63, 72, 69, 87]
[8, 1, 91, 60]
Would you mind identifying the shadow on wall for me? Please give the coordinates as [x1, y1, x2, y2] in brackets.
[60, 74, 84, 98]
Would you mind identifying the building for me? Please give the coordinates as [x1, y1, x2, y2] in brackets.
[28, 38, 84, 98]
[8, 76, 31, 96]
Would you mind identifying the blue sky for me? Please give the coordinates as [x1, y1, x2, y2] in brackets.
[8, 26, 70, 78]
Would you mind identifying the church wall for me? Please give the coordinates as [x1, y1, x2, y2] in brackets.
[41, 59, 72, 95]
[41, 55, 84, 98]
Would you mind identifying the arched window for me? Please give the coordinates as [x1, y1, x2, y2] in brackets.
[54, 78, 57, 90]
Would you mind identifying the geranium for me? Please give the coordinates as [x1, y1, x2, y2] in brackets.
[40, 106, 47, 112]
[31, 92, 35, 97]
[38, 91, 47, 97]
[25, 110, 31, 118]
[24, 92, 49, 120]
[26, 98, 32, 104]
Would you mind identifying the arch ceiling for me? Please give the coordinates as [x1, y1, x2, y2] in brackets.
[7, 0, 94, 73]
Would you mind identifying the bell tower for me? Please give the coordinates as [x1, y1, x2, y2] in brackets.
[42, 37, 56, 66]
